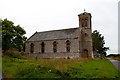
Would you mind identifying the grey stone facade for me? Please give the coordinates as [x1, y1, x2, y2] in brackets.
[25, 12, 93, 58]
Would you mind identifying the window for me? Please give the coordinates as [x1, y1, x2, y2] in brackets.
[81, 19, 84, 27]
[85, 18, 88, 27]
[30, 43, 34, 53]
[81, 18, 88, 27]
[41, 42, 45, 53]
[66, 40, 70, 52]
[53, 41, 57, 53]
[85, 33, 88, 37]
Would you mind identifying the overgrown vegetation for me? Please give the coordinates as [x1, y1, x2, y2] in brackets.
[2, 53, 120, 78]
[3, 51, 26, 59]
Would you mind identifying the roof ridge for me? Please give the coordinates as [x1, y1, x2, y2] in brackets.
[37, 27, 79, 33]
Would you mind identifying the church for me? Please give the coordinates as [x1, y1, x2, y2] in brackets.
[25, 12, 93, 58]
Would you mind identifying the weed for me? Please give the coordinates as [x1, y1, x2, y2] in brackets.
[3, 51, 26, 59]
[2, 57, 120, 78]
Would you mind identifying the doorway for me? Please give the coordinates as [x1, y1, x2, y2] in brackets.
[83, 49, 88, 58]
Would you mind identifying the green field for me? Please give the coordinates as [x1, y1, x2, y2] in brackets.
[2, 53, 120, 78]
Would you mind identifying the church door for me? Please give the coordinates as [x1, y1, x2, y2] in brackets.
[83, 49, 88, 58]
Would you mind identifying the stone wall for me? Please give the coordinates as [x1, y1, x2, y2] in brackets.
[24, 52, 79, 58]
[25, 38, 80, 58]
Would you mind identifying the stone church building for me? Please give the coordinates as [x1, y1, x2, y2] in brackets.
[25, 12, 93, 58]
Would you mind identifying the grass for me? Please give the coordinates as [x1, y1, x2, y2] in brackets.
[66, 59, 120, 78]
[2, 54, 120, 78]
[3, 51, 26, 59]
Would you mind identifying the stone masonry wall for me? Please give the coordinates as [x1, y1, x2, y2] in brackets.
[25, 38, 80, 58]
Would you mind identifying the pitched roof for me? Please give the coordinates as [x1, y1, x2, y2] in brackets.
[27, 27, 79, 41]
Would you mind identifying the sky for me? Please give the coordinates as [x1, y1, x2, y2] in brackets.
[118, 1, 120, 53]
[0, 0, 119, 55]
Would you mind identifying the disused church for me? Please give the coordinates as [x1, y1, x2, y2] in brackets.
[25, 12, 93, 58]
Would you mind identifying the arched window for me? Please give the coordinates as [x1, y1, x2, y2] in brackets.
[81, 19, 84, 27]
[53, 41, 57, 53]
[66, 40, 70, 52]
[30, 43, 34, 53]
[41, 42, 45, 53]
[85, 18, 88, 27]
[81, 18, 88, 27]
[85, 33, 88, 37]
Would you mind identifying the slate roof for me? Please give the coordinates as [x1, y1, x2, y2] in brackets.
[27, 27, 79, 41]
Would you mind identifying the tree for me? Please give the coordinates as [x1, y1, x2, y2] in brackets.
[92, 30, 109, 56]
[2, 19, 27, 52]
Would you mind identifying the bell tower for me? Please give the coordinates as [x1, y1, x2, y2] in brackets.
[78, 11, 93, 58]
[78, 11, 91, 29]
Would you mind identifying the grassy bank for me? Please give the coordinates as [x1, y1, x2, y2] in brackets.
[109, 56, 120, 61]
[2, 52, 120, 78]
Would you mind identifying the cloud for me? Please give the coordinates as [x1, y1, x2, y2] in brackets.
[0, 0, 119, 54]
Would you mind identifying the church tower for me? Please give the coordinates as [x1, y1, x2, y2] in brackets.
[78, 11, 93, 58]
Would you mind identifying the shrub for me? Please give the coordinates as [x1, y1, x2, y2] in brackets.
[3, 51, 26, 59]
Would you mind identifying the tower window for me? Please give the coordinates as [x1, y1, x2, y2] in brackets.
[53, 41, 57, 53]
[41, 42, 45, 53]
[85, 18, 88, 27]
[30, 43, 34, 53]
[85, 33, 88, 37]
[66, 40, 70, 52]
[81, 18, 88, 27]
[82, 19, 84, 27]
